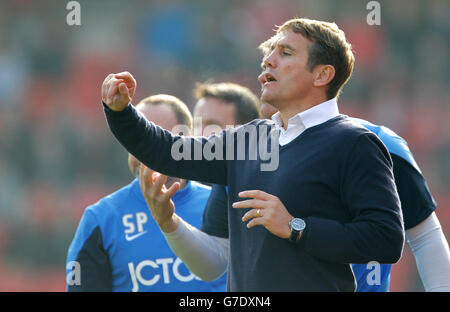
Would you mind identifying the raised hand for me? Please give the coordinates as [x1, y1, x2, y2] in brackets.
[139, 165, 181, 233]
[101, 71, 137, 112]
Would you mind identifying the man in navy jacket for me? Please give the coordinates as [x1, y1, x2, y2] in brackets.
[100, 18, 404, 291]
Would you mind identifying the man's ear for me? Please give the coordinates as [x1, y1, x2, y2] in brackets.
[312, 65, 335, 87]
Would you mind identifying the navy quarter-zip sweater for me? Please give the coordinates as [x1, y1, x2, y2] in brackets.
[104, 103, 404, 292]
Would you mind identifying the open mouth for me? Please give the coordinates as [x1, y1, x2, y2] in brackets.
[264, 73, 277, 85]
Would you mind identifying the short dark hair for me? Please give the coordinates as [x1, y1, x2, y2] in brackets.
[259, 18, 355, 100]
[137, 94, 193, 132]
[194, 82, 261, 124]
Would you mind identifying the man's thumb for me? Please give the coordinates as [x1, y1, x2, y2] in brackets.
[118, 82, 129, 97]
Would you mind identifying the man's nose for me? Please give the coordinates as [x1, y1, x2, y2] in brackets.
[262, 51, 277, 69]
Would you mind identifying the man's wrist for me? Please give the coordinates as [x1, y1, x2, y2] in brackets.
[288, 217, 306, 243]
[159, 215, 179, 233]
[102, 101, 131, 112]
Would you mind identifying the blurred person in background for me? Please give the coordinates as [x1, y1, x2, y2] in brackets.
[66, 94, 226, 292]
[192, 81, 262, 137]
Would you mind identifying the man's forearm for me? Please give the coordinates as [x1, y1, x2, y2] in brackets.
[407, 212, 450, 291]
[301, 134, 404, 264]
[163, 217, 229, 281]
[104, 102, 227, 184]
[302, 216, 404, 264]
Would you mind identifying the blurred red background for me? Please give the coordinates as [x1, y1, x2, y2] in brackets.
[0, 0, 448, 291]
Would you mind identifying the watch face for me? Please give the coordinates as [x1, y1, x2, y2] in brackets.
[290, 218, 305, 231]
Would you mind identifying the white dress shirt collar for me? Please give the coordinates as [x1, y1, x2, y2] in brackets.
[271, 98, 339, 145]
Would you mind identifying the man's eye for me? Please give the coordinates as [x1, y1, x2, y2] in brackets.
[281, 51, 291, 56]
